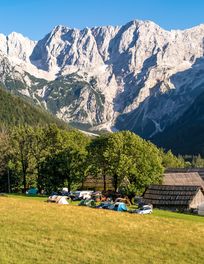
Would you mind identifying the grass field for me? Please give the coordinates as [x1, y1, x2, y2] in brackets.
[0, 196, 204, 264]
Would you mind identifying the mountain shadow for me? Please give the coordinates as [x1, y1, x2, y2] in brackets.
[115, 57, 204, 149]
[152, 89, 204, 155]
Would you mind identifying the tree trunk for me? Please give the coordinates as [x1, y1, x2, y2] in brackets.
[22, 167, 27, 193]
[68, 180, 71, 193]
[81, 176, 84, 190]
[67, 173, 71, 192]
[7, 169, 11, 193]
[20, 147, 27, 194]
[103, 174, 106, 192]
[37, 164, 42, 194]
[113, 174, 118, 192]
[22, 162, 27, 193]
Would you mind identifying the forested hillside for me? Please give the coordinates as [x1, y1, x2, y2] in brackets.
[0, 87, 68, 128]
[152, 90, 204, 155]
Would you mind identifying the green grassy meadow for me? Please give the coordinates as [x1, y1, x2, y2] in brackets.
[0, 196, 204, 264]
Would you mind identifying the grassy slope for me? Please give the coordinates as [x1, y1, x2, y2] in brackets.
[0, 196, 204, 264]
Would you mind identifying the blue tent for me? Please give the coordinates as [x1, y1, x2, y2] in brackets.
[112, 202, 127, 212]
[27, 188, 38, 195]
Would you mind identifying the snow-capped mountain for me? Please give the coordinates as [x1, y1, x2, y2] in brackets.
[1, 19, 204, 138]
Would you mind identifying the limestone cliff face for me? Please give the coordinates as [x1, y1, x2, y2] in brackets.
[1, 20, 204, 136]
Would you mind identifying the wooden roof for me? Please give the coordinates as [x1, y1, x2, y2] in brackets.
[163, 172, 204, 189]
[143, 185, 202, 206]
[165, 168, 204, 181]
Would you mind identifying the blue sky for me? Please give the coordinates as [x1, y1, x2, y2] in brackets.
[0, 0, 204, 40]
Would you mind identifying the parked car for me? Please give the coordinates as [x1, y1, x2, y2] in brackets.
[80, 191, 94, 200]
[135, 205, 153, 214]
[61, 187, 69, 195]
[69, 191, 94, 201]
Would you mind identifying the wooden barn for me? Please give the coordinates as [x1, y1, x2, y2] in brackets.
[163, 172, 204, 189]
[143, 185, 204, 211]
[82, 175, 114, 191]
[165, 168, 204, 181]
[82, 175, 130, 191]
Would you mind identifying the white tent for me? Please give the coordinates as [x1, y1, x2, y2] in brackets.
[47, 195, 69, 205]
[198, 203, 204, 216]
[58, 196, 69, 205]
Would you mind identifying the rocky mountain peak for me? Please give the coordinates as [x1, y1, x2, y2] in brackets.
[1, 20, 204, 137]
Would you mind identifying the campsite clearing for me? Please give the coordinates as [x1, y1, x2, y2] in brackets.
[0, 196, 204, 264]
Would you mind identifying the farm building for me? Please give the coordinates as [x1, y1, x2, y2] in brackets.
[82, 175, 114, 191]
[163, 172, 204, 189]
[143, 185, 204, 211]
[165, 168, 204, 181]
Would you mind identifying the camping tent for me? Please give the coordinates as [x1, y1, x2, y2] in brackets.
[58, 196, 69, 204]
[27, 188, 38, 195]
[111, 202, 127, 212]
[47, 195, 69, 205]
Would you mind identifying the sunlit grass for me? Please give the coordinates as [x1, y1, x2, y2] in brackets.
[0, 196, 204, 264]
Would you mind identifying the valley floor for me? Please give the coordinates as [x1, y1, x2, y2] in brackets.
[0, 196, 204, 264]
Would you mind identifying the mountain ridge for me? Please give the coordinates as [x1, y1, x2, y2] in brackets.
[4, 19, 204, 39]
[1, 19, 204, 153]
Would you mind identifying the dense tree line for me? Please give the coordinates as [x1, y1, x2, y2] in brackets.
[0, 87, 69, 128]
[0, 124, 192, 195]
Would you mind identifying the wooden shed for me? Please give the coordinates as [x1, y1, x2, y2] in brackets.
[143, 185, 204, 211]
